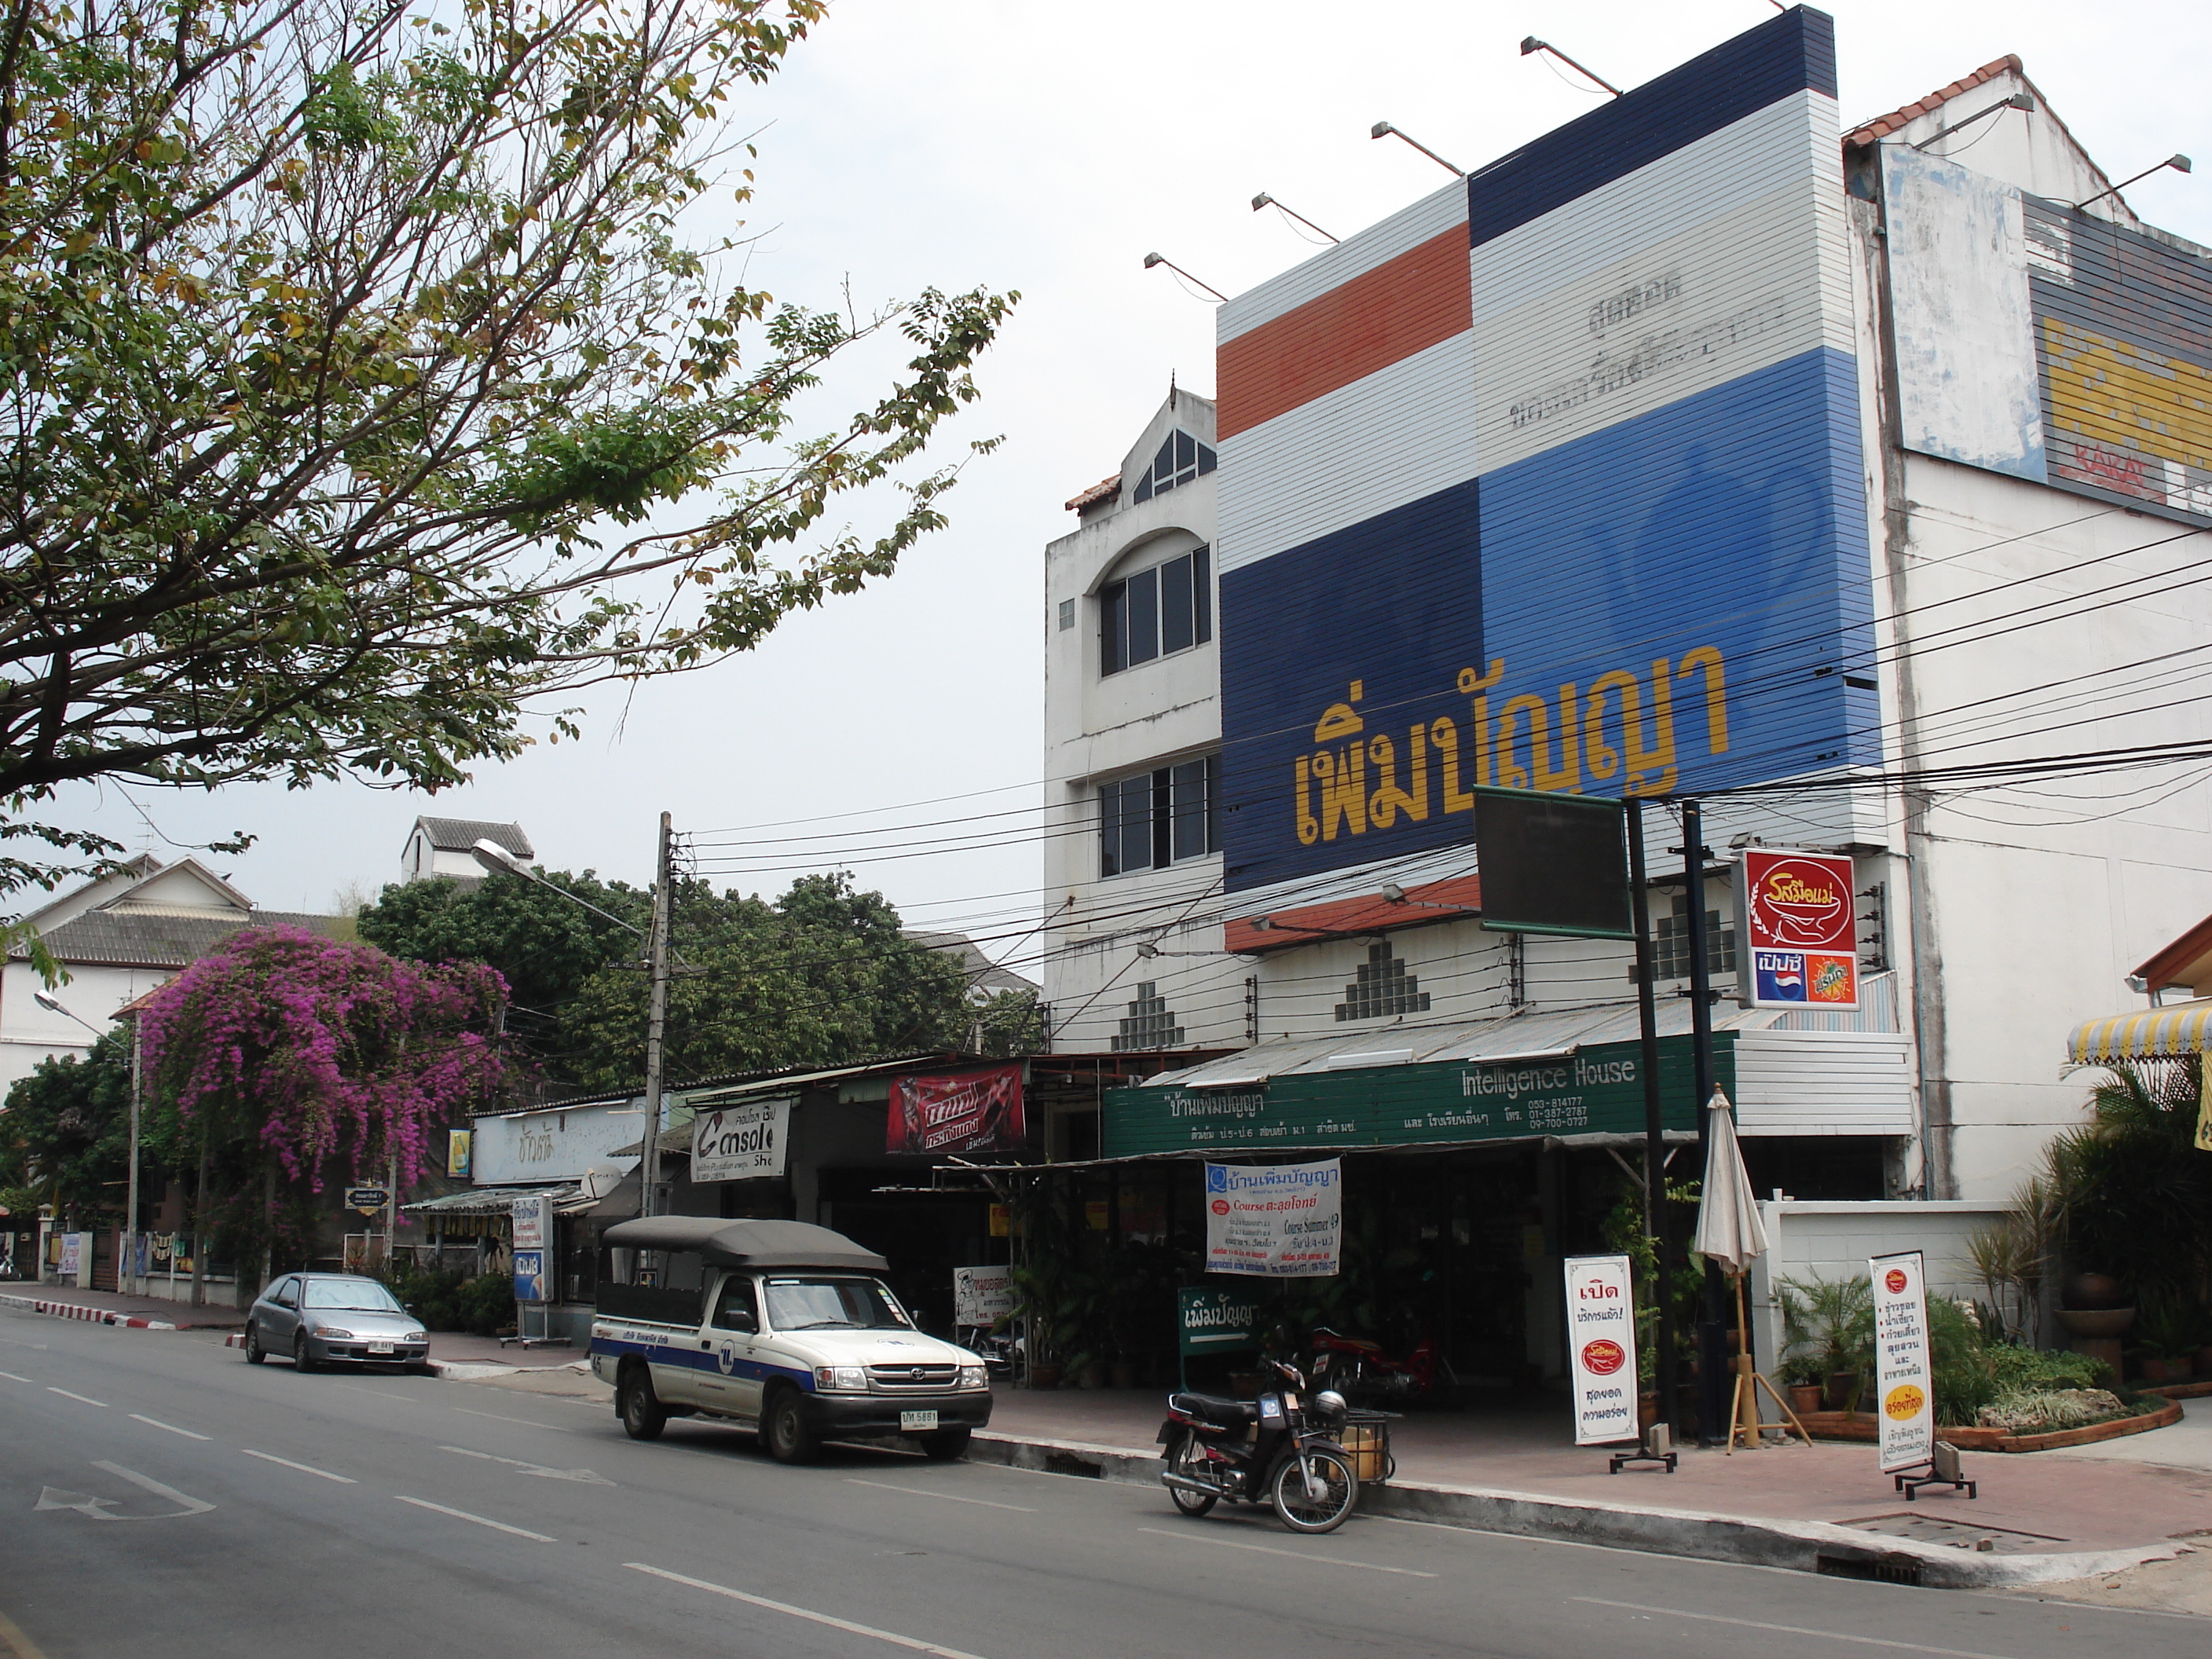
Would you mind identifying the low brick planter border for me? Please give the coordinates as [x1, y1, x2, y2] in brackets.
[1795, 1399, 2184, 1452]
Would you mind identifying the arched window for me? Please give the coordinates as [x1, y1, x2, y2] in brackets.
[1101, 545, 1210, 676]
[1131, 430, 1216, 504]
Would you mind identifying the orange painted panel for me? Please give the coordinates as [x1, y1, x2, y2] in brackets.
[1217, 228, 1472, 441]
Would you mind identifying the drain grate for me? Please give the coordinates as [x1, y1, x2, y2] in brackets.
[1840, 1512, 2064, 1555]
[1818, 1554, 1924, 1586]
[1043, 1451, 1103, 1478]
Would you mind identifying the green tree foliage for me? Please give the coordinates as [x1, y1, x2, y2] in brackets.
[357, 870, 643, 1020]
[0, 0, 1015, 917]
[2045, 1060, 2212, 1303]
[0, 1030, 177, 1224]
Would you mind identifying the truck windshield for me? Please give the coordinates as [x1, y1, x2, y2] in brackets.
[762, 1277, 912, 1331]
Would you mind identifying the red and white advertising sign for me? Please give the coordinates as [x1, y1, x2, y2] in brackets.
[1565, 1253, 1639, 1445]
[887, 1064, 1027, 1155]
[1735, 848, 1858, 1010]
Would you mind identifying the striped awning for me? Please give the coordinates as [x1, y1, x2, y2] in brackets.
[2066, 998, 2212, 1064]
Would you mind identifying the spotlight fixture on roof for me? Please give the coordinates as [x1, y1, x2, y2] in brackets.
[1520, 36, 1623, 98]
[1251, 192, 1339, 244]
[1369, 120, 1463, 178]
[2076, 153, 2192, 210]
[1377, 881, 1459, 913]
[1909, 90, 2034, 152]
[1141, 251, 1227, 302]
[1249, 914, 1274, 931]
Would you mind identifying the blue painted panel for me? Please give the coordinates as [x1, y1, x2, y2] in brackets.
[1465, 9, 1837, 252]
[1219, 348, 1876, 894]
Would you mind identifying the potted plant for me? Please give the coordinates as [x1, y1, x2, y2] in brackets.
[1778, 1359, 1825, 1418]
[2134, 1290, 2203, 1384]
[1778, 1273, 1873, 1413]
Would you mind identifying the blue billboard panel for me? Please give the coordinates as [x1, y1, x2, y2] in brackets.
[1219, 349, 1877, 893]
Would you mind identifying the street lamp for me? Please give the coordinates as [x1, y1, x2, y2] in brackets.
[36, 990, 141, 1291]
[471, 822, 675, 1218]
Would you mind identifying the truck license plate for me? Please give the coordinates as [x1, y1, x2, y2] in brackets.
[900, 1409, 938, 1432]
[368, 1341, 394, 1355]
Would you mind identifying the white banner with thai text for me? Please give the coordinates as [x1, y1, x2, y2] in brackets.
[1870, 1250, 1935, 1473]
[1203, 1159, 1341, 1277]
[691, 1097, 791, 1183]
[1565, 1253, 1639, 1445]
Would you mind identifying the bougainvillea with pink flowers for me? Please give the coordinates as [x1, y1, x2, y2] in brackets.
[141, 927, 509, 1195]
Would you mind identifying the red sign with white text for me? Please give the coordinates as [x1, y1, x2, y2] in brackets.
[887, 1064, 1027, 1155]
[1737, 849, 1858, 1010]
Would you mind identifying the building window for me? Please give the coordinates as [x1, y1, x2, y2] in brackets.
[1101, 547, 1210, 675]
[1335, 942, 1430, 1023]
[1099, 756, 1218, 877]
[1654, 895, 1738, 980]
[1132, 429, 1217, 504]
[1057, 599, 1075, 632]
[1112, 982, 1185, 1052]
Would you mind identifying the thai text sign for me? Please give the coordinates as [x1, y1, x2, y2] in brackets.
[953, 1266, 1014, 1328]
[1565, 1254, 1639, 1445]
[1177, 1286, 1265, 1357]
[511, 1195, 552, 1252]
[1737, 848, 1857, 1009]
[691, 1097, 790, 1183]
[887, 1064, 1027, 1155]
[1203, 1159, 1341, 1277]
[512, 1248, 547, 1306]
[1870, 1250, 1935, 1474]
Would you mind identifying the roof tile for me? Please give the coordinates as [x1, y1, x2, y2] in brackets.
[1844, 55, 2021, 148]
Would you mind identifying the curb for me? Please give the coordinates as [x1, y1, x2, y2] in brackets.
[965, 1431, 2185, 1591]
[0, 1293, 176, 1331]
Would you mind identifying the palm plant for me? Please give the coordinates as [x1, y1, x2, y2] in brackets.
[1965, 1174, 2059, 1346]
[2045, 1060, 2212, 1303]
[1778, 1273, 1874, 1406]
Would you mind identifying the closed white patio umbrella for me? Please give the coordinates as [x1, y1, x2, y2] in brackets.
[1694, 1090, 1806, 1452]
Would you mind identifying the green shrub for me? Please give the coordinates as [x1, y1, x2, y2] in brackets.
[385, 1262, 511, 1334]
[1987, 1342, 2111, 1393]
[459, 1272, 515, 1335]
[1926, 1295, 1994, 1426]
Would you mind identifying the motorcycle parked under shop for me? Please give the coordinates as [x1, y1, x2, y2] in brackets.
[1156, 1357, 1361, 1534]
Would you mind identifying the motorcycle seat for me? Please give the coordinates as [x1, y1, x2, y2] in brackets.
[1170, 1391, 1259, 1426]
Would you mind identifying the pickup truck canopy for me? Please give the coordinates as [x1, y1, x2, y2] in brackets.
[599, 1217, 889, 1273]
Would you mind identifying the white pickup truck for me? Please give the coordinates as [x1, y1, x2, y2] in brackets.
[588, 1216, 994, 1463]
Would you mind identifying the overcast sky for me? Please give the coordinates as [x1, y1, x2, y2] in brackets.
[49, 0, 2210, 954]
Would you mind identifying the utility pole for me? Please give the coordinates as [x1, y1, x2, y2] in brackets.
[639, 811, 675, 1218]
[1626, 800, 1675, 1437]
[127, 1016, 142, 1295]
[1682, 800, 1727, 1448]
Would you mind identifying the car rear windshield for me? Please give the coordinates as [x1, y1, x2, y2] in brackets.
[762, 1277, 912, 1331]
[303, 1280, 403, 1313]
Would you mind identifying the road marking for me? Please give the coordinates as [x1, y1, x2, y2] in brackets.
[451, 1407, 572, 1432]
[1137, 1525, 1437, 1577]
[336, 1385, 415, 1404]
[625, 1563, 989, 1657]
[46, 1388, 106, 1408]
[437, 1445, 612, 1484]
[1570, 1599, 2016, 1658]
[0, 1369, 31, 1382]
[130, 1414, 211, 1441]
[241, 1448, 356, 1483]
[38, 1462, 216, 1522]
[847, 1478, 1037, 1513]
[0, 1604, 51, 1658]
[395, 1496, 555, 1541]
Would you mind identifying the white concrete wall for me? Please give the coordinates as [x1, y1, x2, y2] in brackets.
[0, 959, 174, 1096]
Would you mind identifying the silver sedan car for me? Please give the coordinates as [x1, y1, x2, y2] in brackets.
[244, 1273, 430, 1373]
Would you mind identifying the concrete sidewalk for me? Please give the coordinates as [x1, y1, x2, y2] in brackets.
[0, 1283, 243, 1328]
[972, 1386, 2212, 1591]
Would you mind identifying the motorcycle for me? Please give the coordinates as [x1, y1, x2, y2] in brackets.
[1307, 1326, 1452, 1406]
[1156, 1357, 1360, 1534]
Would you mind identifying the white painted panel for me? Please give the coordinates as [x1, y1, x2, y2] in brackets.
[1220, 179, 1467, 342]
[1216, 331, 1477, 575]
[1468, 91, 1840, 324]
[1733, 1030, 1914, 1135]
[474, 1100, 646, 1185]
[1881, 146, 2046, 482]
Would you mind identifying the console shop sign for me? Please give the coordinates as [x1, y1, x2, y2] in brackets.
[1103, 1038, 1716, 1158]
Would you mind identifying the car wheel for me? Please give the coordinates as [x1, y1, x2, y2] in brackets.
[917, 1427, 971, 1462]
[764, 1386, 819, 1464]
[619, 1369, 667, 1441]
[243, 1324, 266, 1364]
[293, 1332, 320, 1374]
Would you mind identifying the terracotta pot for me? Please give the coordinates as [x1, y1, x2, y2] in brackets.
[1638, 1391, 1660, 1430]
[1824, 1370, 1859, 1412]
[1789, 1384, 1825, 1416]
[1027, 1364, 1061, 1391]
[2055, 1306, 2137, 1340]
[2141, 1357, 2174, 1385]
[2063, 1272, 2129, 1310]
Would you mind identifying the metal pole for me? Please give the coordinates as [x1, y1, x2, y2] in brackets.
[1682, 800, 1727, 1447]
[640, 811, 674, 1218]
[1626, 800, 1675, 1438]
[127, 1017, 143, 1295]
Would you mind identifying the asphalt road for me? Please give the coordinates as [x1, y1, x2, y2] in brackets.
[0, 1307, 2203, 1659]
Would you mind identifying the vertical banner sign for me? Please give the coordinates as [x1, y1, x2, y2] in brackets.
[447, 1130, 473, 1178]
[691, 1097, 792, 1182]
[511, 1194, 552, 1253]
[1870, 1251, 1936, 1473]
[511, 1248, 548, 1306]
[1203, 1160, 1342, 1276]
[886, 1064, 1027, 1155]
[1737, 849, 1859, 1009]
[1565, 1254, 1640, 1445]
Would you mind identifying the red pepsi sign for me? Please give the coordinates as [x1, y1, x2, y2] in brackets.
[1736, 849, 1858, 1010]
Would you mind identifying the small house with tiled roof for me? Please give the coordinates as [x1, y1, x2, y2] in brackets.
[400, 815, 537, 888]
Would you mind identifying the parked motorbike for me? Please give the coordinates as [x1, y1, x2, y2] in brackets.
[1156, 1357, 1360, 1534]
[1307, 1326, 1452, 1406]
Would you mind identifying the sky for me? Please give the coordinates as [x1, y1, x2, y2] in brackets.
[46, 0, 2212, 954]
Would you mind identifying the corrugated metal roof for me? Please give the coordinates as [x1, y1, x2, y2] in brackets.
[414, 816, 533, 858]
[14, 909, 342, 968]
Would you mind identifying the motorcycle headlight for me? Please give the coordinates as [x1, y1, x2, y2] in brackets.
[957, 1364, 988, 1390]
[814, 1365, 869, 1393]
[1314, 1389, 1349, 1419]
